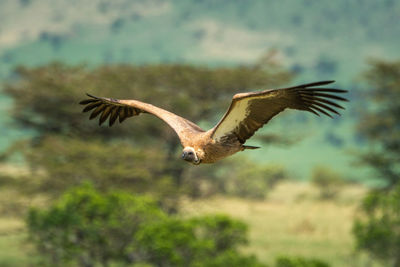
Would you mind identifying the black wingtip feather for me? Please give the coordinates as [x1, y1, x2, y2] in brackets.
[307, 92, 349, 102]
[86, 93, 97, 98]
[312, 101, 340, 115]
[290, 80, 335, 89]
[305, 88, 348, 93]
[306, 107, 320, 117]
[79, 99, 96, 105]
[306, 80, 335, 87]
[82, 102, 102, 113]
[292, 82, 349, 118]
[80, 94, 138, 127]
[310, 105, 333, 118]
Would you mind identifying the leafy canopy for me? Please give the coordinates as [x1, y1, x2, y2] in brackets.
[27, 183, 265, 267]
[356, 59, 400, 188]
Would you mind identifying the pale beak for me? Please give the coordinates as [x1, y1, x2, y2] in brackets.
[181, 151, 189, 161]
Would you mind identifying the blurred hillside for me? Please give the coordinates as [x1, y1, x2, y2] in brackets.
[1, 0, 399, 182]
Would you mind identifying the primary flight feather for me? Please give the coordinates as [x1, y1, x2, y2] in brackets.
[79, 80, 348, 165]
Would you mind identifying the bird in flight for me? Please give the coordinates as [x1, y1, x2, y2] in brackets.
[80, 80, 347, 165]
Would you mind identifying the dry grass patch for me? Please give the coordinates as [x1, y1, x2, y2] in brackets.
[182, 181, 379, 267]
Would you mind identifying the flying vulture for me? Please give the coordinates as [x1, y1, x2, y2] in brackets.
[80, 80, 347, 165]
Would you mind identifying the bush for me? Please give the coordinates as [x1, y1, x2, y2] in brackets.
[353, 184, 400, 267]
[200, 250, 266, 267]
[275, 256, 330, 267]
[27, 183, 266, 267]
[356, 59, 400, 188]
[218, 157, 287, 200]
[27, 182, 166, 266]
[311, 166, 344, 199]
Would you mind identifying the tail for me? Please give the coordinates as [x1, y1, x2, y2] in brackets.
[242, 145, 260, 150]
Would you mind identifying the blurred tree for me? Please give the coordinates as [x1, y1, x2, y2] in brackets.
[181, 156, 287, 200]
[356, 59, 400, 188]
[275, 256, 330, 267]
[218, 157, 287, 200]
[28, 183, 166, 266]
[352, 59, 400, 267]
[311, 165, 344, 199]
[27, 183, 266, 267]
[353, 184, 400, 267]
[3, 62, 291, 210]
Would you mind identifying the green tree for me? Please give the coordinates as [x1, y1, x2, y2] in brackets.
[353, 184, 400, 267]
[181, 156, 287, 199]
[218, 157, 287, 200]
[27, 183, 266, 267]
[275, 256, 330, 267]
[356, 59, 400, 188]
[311, 165, 344, 199]
[27, 183, 166, 266]
[352, 59, 400, 266]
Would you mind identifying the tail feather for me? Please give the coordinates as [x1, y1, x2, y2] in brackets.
[242, 145, 260, 150]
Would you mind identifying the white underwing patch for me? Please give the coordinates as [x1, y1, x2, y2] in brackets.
[212, 93, 277, 141]
[213, 98, 251, 141]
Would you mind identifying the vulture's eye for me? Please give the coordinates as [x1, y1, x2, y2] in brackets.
[188, 151, 193, 155]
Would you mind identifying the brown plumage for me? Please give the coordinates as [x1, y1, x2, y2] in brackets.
[79, 80, 348, 165]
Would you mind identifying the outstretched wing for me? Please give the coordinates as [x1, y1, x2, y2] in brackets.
[210, 80, 348, 143]
[79, 94, 204, 145]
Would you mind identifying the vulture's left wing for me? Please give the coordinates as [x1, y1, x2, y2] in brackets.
[210, 81, 348, 143]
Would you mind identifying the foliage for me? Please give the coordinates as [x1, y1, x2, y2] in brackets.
[182, 157, 287, 200]
[353, 184, 400, 267]
[311, 166, 344, 199]
[220, 158, 287, 200]
[275, 256, 330, 267]
[198, 250, 266, 267]
[351, 59, 400, 266]
[27, 183, 266, 267]
[356, 59, 400, 188]
[27, 183, 165, 266]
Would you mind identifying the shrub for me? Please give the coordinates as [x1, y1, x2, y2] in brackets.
[275, 256, 330, 267]
[27, 183, 265, 267]
[311, 166, 344, 199]
[27, 182, 165, 266]
[353, 184, 400, 267]
[219, 158, 287, 200]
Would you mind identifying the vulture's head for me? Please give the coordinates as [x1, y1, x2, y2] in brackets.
[181, 147, 201, 165]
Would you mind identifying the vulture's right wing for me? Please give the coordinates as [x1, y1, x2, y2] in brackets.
[79, 94, 205, 145]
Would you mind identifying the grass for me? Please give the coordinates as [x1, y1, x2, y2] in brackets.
[0, 218, 31, 267]
[0, 181, 382, 266]
[182, 181, 381, 267]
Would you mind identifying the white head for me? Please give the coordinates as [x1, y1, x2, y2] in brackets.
[181, 147, 201, 165]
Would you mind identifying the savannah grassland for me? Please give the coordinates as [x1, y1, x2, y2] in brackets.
[0, 180, 380, 267]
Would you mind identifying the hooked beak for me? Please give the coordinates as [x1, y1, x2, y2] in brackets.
[181, 151, 201, 165]
[181, 151, 188, 160]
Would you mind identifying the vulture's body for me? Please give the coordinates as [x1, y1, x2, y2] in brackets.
[80, 81, 348, 165]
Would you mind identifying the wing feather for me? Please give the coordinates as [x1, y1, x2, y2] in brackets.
[99, 105, 112, 125]
[108, 106, 120, 127]
[210, 81, 348, 143]
[79, 94, 204, 145]
[89, 104, 106, 120]
[82, 102, 102, 112]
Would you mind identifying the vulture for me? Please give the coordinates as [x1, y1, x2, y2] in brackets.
[79, 80, 347, 165]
